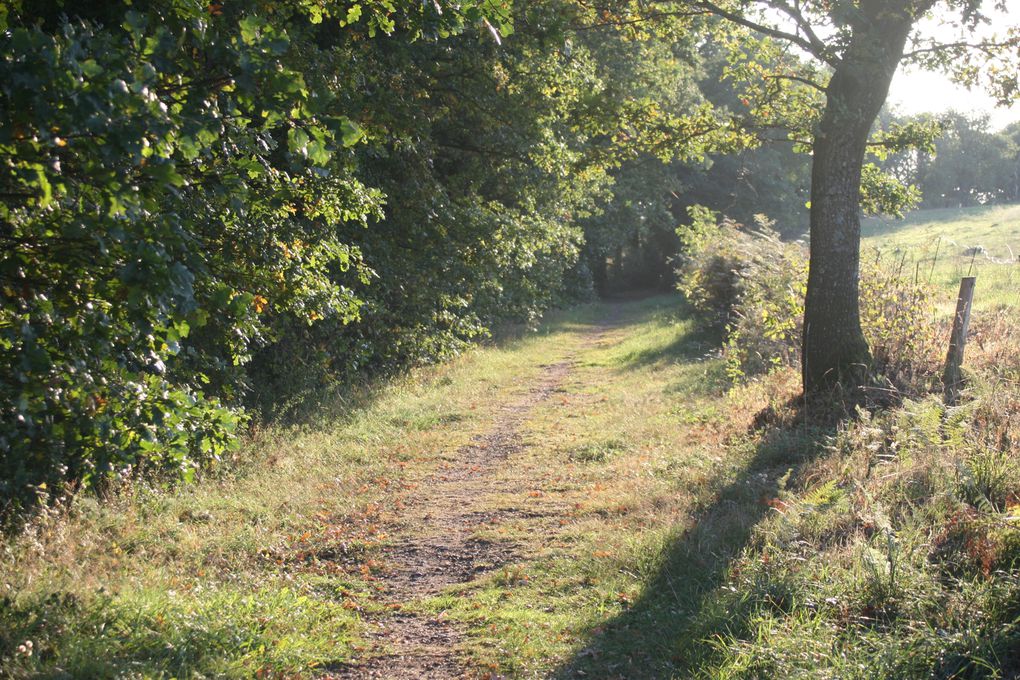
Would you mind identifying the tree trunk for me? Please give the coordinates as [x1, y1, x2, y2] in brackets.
[802, 3, 918, 393]
[592, 252, 609, 297]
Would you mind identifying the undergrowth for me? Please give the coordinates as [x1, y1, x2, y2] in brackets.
[677, 209, 945, 396]
[698, 329, 1020, 677]
[670, 212, 1020, 677]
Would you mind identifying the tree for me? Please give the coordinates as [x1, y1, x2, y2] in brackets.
[878, 112, 1020, 207]
[1, 0, 722, 517]
[0, 0, 517, 516]
[679, 0, 1018, 392]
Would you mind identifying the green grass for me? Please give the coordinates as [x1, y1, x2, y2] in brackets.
[1, 586, 355, 677]
[862, 204, 1020, 311]
[0, 302, 609, 677]
[4, 292, 1019, 678]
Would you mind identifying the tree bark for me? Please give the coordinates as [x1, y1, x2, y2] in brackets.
[802, 2, 920, 392]
[592, 251, 609, 297]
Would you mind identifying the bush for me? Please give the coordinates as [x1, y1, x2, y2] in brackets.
[720, 223, 807, 381]
[858, 250, 943, 395]
[0, 7, 358, 519]
[677, 209, 944, 392]
[676, 210, 806, 379]
[675, 206, 747, 332]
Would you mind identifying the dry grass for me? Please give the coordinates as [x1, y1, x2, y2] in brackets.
[5, 291, 1018, 678]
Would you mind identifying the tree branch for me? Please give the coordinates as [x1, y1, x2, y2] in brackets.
[570, 8, 703, 32]
[903, 38, 1019, 60]
[689, 0, 838, 67]
[765, 73, 827, 92]
[769, 0, 832, 61]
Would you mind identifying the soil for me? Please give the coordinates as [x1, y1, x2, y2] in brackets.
[325, 316, 617, 679]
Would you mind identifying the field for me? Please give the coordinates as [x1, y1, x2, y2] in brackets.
[1, 297, 749, 678]
[3, 206, 1019, 679]
[862, 204, 1020, 311]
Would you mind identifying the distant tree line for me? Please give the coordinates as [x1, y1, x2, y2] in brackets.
[878, 112, 1020, 209]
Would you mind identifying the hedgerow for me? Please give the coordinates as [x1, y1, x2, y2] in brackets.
[1, 0, 723, 521]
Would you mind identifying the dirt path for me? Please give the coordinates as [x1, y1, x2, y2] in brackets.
[327, 314, 619, 679]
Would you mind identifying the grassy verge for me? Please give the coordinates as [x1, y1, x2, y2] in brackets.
[674, 305, 1020, 678]
[0, 303, 606, 677]
[862, 203, 1020, 311]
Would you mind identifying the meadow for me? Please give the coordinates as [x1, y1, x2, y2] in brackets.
[862, 204, 1020, 311]
[3, 206, 1019, 678]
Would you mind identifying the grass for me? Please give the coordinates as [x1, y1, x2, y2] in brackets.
[3, 288, 1019, 678]
[0, 302, 606, 677]
[862, 203, 1020, 311]
[409, 298, 813, 677]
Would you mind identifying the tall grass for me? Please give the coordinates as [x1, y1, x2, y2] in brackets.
[668, 208, 1020, 678]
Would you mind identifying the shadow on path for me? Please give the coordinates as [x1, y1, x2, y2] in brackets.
[553, 399, 840, 679]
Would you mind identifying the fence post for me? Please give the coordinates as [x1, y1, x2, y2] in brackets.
[943, 276, 976, 406]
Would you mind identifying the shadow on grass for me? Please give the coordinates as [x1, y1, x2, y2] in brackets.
[603, 295, 723, 371]
[553, 399, 840, 680]
[615, 322, 720, 370]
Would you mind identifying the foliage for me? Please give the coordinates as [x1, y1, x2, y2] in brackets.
[877, 112, 1020, 208]
[1, 0, 741, 519]
[721, 222, 808, 381]
[583, 158, 685, 294]
[857, 250, 944, 394]
[0, 1, 375, 515]
[675, 210, 806, 379]
[246, 3, 730, 414]
[859, 163, 922, 217]
[683, 0, 1018, 392]
[674, 207, 745, 331]
[678, 210, 944, 391]
[0, 0, 535, 518]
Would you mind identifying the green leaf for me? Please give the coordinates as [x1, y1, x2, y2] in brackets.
[340, 119, 364, 147]
[288, 127, 310, 157]
[239, 15, 264, 45]
[80, 59, 103, 78]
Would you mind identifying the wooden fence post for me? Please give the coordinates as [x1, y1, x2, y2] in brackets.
[943, 276, 976, 406]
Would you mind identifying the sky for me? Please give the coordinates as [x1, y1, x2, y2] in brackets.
[886, 1, 1019, 131]
[888, 69, 1018, 131]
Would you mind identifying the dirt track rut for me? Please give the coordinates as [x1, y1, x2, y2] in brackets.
[327, 316, 616, 679]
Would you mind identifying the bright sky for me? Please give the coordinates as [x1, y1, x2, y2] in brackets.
[886, 1, 1019, 131]
[888, 69, 1017, 131]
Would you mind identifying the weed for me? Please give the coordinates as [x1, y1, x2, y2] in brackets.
[568, 439, 626, 463]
